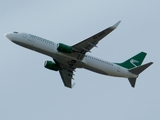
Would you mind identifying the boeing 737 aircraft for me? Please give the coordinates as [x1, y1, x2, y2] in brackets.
[5, 21, 153, 88]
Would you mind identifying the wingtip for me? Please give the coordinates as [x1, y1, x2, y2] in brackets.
[111, 20, 121, 29]
[150, 62, 154, 65]
[146, 62, 154, 67]
[72, 83, 76, 88]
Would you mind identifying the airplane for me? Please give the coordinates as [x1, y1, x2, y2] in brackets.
[4, 21, 153, 88]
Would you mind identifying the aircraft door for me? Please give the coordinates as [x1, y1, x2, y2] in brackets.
[117, 66, 120, 72]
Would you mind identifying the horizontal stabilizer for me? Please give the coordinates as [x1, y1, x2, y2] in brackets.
[128, 62, 153, 88]
[128, 78, 137, 87]
[129, 62, 153, 75]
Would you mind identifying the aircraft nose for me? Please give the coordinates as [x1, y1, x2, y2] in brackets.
[4, 33, 12, 40]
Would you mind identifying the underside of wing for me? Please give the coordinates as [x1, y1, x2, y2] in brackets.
[59, 69, 74, 88]
[71, 21, 121, 60]
[54, 59, 75, 88]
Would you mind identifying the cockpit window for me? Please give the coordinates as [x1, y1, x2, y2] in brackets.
[14, 32, 18, 33]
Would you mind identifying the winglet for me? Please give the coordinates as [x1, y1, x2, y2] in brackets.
[72, 83, 76, 88]
[111, 21, 121, 29]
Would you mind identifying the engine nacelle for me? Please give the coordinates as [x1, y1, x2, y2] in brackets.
[44, 61, 59, 71]
[57, 43, 73, 53]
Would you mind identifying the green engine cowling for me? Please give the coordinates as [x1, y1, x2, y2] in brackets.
[44, 61, 59, 71]
[57, 43, 73, 53]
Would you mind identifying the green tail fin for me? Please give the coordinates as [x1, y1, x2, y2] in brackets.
[116, 52, 147, 69]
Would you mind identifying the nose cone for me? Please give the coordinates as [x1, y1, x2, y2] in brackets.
[4, 33, 12, 40]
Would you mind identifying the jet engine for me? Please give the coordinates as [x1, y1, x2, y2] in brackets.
[57, 43, 73, 53]
[44, 61, 59, 71]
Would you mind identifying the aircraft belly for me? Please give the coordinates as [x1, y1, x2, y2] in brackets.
[82, 57, 135, 78]
[53, 52, 84, 68]
[82, 60, 110, 75]
[83, 65, 108, 75]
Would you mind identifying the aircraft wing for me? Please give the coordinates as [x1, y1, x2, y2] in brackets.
[59, 69, 74, 88]
[71, 21, 121, 60]
[54, 59, 75, 88]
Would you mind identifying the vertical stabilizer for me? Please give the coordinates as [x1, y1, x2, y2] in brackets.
[116, 52, 147, 69]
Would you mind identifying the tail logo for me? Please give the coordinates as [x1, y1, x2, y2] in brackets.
[130, 59, 139, 67]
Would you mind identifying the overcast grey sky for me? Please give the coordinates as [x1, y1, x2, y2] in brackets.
[0, 0, 160, 120]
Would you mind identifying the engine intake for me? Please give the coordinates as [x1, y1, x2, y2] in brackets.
[44, 61, 59, 71]
[57, 43, 73, 53]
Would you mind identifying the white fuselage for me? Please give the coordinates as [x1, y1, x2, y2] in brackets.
[5, 32, 137, 79]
